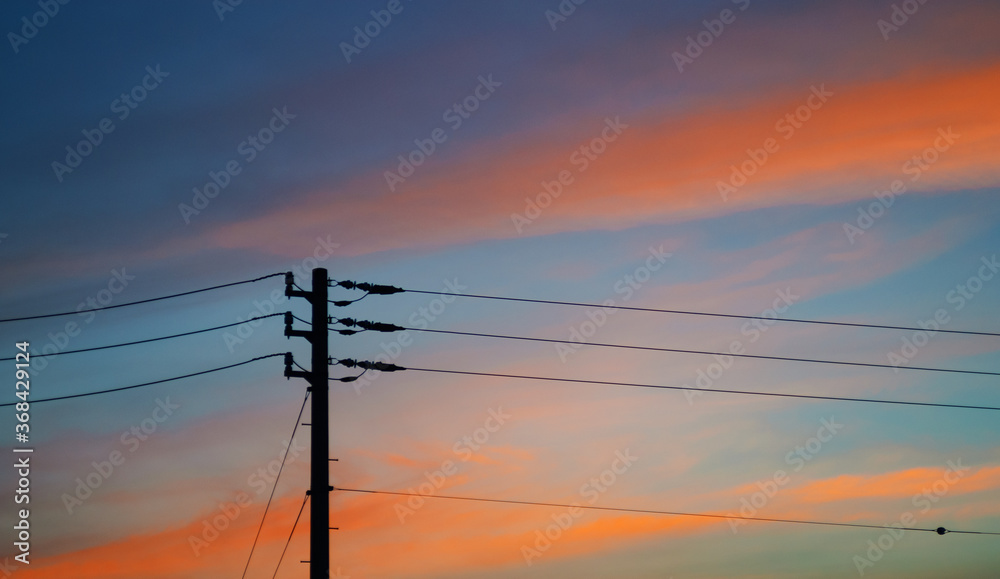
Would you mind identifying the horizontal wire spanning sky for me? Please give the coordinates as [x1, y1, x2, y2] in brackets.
[1, 1, 999, 577]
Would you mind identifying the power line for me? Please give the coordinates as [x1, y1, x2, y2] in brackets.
[0, 272, 286, 324]
[0, 353, 285, 407]
[406, 366, 1000, 411]
[391, 287, 1000, 338]
[0, 313, 285, 361]
[399, 326, 1000, 377]
[331, 361, 1000, 412]
[330, 320, 1000, 378]
[241, 390, 311, 579]
[335, 487, 1000, 536]
[271, 493, 310, 579]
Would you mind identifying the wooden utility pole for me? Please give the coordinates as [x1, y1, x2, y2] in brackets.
[285, 268, 329, 579]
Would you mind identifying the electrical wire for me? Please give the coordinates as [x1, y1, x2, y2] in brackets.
[241, 390, 311, 579]
[0, 313, 285, 361]
[335, 487, 1000, 536]
[330, 367, 368, 382]
[0, 353, 285, 407]
[398, 288, 1000, 338]
[291, 314, 312, 326]
[333, 362, 1000, 412]
[270, 493, 310, 579]
[330, 294, 369, 307]
[400, 327, 1000, 377]
[0, 272, 287, 324]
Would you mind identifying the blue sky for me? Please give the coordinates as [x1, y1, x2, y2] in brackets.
[1, 1, 999, 577]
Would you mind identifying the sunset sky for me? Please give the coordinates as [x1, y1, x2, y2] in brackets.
[1, 1, 999, 577]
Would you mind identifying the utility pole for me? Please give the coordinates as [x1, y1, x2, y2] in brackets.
[285, 268, 329, 579]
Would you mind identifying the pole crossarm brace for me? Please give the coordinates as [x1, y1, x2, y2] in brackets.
[284, 312, 314, 341]
[285, 272, 312, 300]
[283, 353, 311, 380]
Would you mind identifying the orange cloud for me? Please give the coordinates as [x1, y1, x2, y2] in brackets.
[789, 465, 1000, 503]
[13, 494, 304, 579]
[173, 59, 1000, 262]
[328, 490, 723, 577]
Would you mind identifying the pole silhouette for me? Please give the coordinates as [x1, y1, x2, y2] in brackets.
[309, 268, 330, 579]
[284, 269, 330, 578]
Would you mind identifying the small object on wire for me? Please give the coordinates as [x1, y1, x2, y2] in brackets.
[330, 318, 403, 333]
[329, 280, 396, 306]
[335, 281, 405, 295]
[334, 358, 406, 372]
[357, 320, 404, 333]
